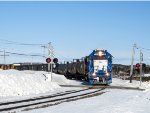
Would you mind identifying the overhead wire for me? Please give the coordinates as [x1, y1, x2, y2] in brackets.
[0, 38, 50, 63]
[0, 50, 45, 58]
[134, 45, 150, 51]
[0, 38, 82, 61]
[133, 45, 150, 64]
[0, 38, 46, 46]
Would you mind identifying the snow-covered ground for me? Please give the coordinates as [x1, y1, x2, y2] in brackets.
[0, 69, 150, 113]
[22, 77, 150, 113]
[0, 69, 81, 98]
[22, 89, 150, 113]
[0, 70, 59, 97]
[111, 78, 150, 89]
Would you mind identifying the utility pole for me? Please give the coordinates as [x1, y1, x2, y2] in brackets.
[0, 50, 9, 70]
[48, 43, 51, 72]
[140, 49, 143, 86]
[41, 45, 47, 63]
[31, 56, 33, 70]
[130, 44, 136, 83]
[4, 50, 6, 69]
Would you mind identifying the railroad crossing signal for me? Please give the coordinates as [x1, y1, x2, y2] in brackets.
[136, 63, 140, 68]
[135, 63, 146, 69]
[46, 58, 51, 63]
[53, 58, 58, 63]
[46, 58, 58, 63]
[47, 42, 58, 82]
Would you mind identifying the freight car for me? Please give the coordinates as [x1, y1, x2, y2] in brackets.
[54, 49, 113, 85]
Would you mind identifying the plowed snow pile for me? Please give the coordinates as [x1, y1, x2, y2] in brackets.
[0, 69, 82, 97]
[0, 69, 61, 97]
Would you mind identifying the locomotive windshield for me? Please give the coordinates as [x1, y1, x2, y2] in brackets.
[94, 55, 106, 60]
[94, 50, 106, 60]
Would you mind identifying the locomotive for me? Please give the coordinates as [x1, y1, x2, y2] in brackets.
[54, 49, 113, 85]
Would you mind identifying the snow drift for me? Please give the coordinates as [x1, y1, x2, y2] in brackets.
[0, 70, 60, 97]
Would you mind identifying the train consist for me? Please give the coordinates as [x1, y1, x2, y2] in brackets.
[1, 50, 150, 83]
[53, 49, 113, 85]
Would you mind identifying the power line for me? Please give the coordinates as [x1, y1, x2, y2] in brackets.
[0, 38, 46, 46]
[135, 45, 150, 51]
[141, 47, 150, 51]
[54, 51, 75, 62]
[0, 50, 45, 58]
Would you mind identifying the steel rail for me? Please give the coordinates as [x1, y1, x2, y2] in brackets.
[0, 88, 105, 112]
[60, 85, 145, 91]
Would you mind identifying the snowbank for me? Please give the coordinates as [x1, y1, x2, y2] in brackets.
[0, 70, 60, 97]
[49, 73, 82, 85]
[0, 69, 82, 97]
[111, 78, 150, 90]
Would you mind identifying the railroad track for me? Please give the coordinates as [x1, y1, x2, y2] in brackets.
[60, 85, 145, 91]
[0, 87, 105, 113]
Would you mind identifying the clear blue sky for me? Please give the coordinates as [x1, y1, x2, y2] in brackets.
[0, 1, 150, 64]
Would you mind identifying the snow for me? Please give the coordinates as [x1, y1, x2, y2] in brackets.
[0, 69, 150, 113]
[22, 85, 150, 113]
[144, 74, 150, 77]
[23, 89, 150, 113]
[111, 78, 150, 90]
[0, 69, 82, 97]
[22, 74, 150, 113]
[0, 70, 60, 97]
[50, 73, 82, 85]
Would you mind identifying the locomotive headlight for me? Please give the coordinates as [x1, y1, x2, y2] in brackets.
[92, 72, 96, 76]
[98, 51, 105, 57]
[98, 51, 103, 56]
[105, 72, 109, 77]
